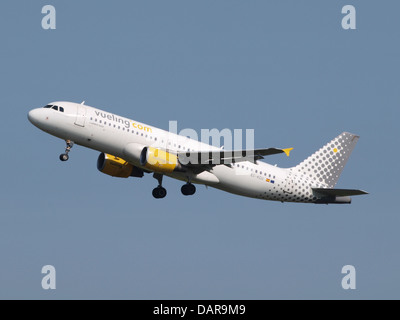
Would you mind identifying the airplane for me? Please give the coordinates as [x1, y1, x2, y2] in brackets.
[28, 101, 367, 204]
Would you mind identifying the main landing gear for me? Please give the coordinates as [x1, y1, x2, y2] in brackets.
[59, 140, 74, 161]
[151, 174, 197, 199]
[181, 182, 196, 196]
[152, 173, 167, 199]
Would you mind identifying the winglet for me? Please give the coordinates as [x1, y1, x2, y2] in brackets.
[282, 148, 293, 157]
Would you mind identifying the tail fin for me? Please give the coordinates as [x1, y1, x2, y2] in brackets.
[292, 132, 359, 188]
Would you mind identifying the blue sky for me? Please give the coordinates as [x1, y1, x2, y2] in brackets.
[0, 0, 399, 299]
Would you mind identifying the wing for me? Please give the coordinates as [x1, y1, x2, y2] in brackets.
[312, 188, 368, 196]
[177, 147, 293, 165]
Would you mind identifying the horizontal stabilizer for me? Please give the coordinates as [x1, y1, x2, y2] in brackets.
[312, 188, 368, 197]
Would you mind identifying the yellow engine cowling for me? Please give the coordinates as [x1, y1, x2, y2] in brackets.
[97, 153, 135, 178]
[140, 147, 183, 173]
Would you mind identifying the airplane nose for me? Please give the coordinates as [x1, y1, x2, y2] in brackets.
[28, 109, 40, 125]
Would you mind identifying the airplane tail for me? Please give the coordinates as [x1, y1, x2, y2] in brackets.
[292, 132, 360, 188]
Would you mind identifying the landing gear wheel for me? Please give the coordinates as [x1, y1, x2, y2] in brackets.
[152, 173, 167, 199]
[181, 183, 196, 196]
[59, 154, 69, 161]
[152, 187, 167, 199]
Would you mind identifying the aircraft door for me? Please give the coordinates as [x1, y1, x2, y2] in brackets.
[74, 105, 86, 127]
[283, 171, 294, 194]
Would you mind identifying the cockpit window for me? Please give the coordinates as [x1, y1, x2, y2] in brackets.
[43, 104, 64, 112]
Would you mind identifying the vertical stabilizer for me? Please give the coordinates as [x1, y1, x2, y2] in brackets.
[292, 132, 359, 188]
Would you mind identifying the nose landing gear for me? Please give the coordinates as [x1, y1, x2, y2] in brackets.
[59, 140, 74, 161]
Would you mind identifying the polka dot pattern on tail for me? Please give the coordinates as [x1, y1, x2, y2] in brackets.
[292, 132, 359, 188]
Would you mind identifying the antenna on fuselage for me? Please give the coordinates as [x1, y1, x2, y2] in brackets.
[81, 101, 85, 105]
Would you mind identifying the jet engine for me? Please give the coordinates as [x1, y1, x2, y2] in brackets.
[140, 147, 184, 173]
[97, 153, 143, 178]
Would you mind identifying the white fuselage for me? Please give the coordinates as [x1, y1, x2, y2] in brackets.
[28, 101, 326, 203]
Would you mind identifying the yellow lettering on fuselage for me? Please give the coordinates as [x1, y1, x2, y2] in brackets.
[132, 122, 152, 133]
